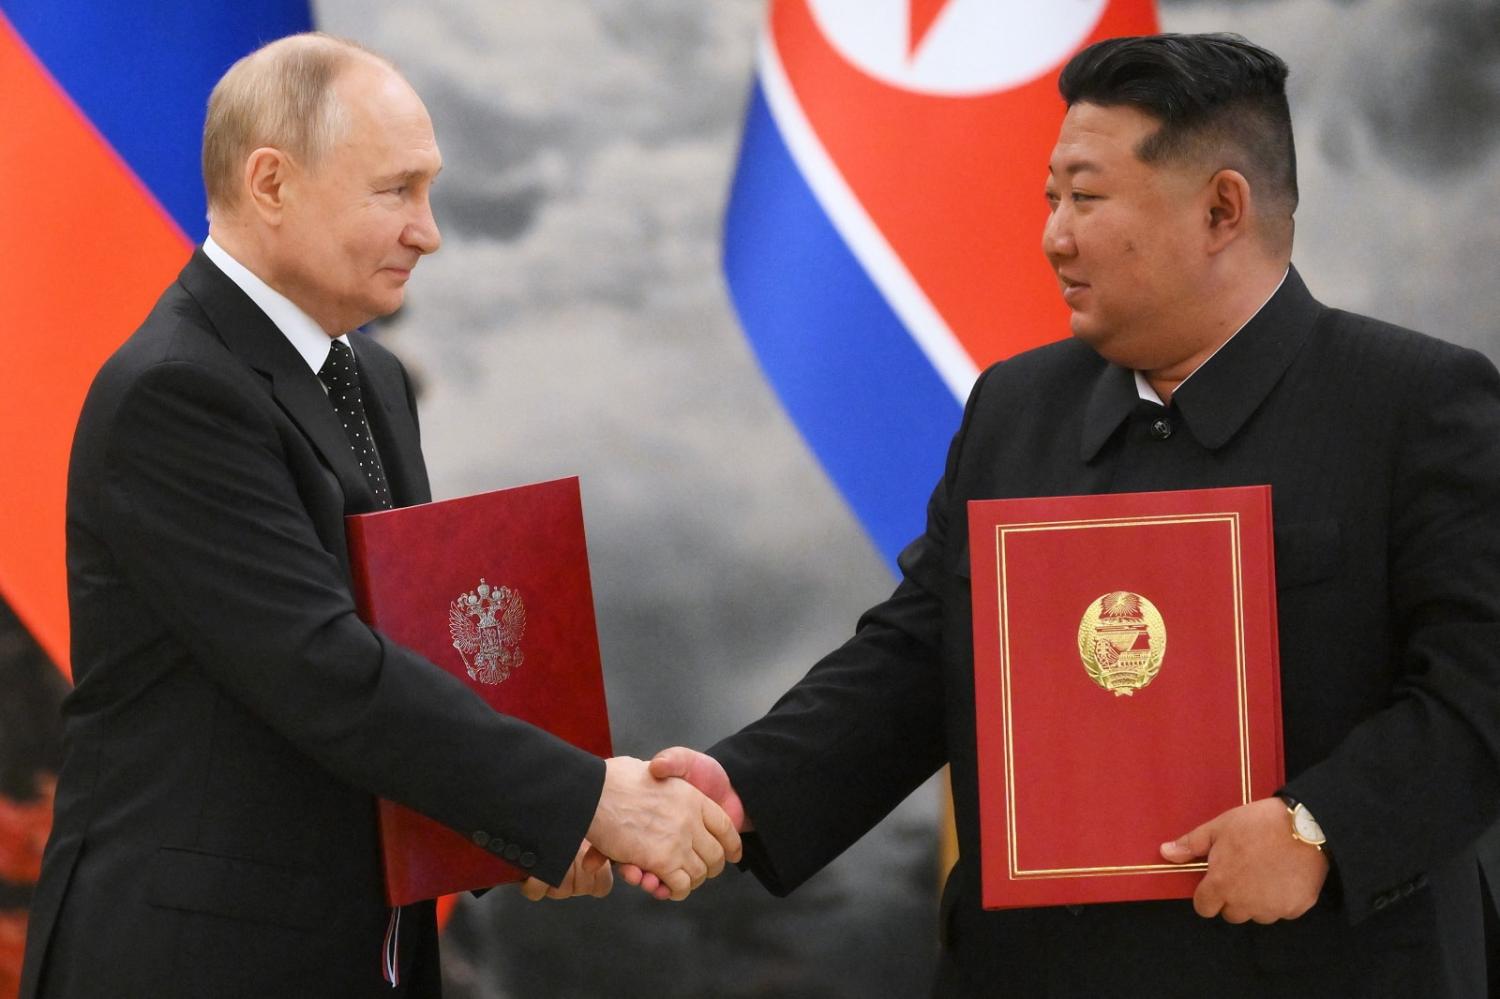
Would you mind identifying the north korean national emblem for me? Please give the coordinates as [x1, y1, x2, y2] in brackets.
[1078, 591, 1166, 696]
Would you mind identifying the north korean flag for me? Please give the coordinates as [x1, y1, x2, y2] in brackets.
[724, 0, 1159, 570]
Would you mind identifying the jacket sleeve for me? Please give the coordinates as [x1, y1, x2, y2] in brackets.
[708, 368, 997, 895]
[98, 359, 603, 887]
[1282, 343, 1500, 922]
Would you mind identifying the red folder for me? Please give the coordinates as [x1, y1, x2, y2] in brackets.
[968, 486, 1283, 909]
[347, 477, 613, 905]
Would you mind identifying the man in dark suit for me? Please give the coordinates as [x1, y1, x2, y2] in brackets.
[20, 32, 739, 999]
[630, 34, 1500, 996]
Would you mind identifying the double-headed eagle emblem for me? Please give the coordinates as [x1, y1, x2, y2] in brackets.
[1077, 591, 1167, 696]
[449, 578, 527, 685]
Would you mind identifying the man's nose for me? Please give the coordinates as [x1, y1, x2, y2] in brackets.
[1042, 206, 1073, 261]
[404, 197, 442, 255]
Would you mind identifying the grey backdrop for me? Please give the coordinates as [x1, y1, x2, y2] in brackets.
[302, 2, 1500, 996]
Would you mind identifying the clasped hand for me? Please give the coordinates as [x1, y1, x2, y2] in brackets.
[521, 838, 613, 902]
[570, 755, 741, 902]
[616, 747, 748, 901]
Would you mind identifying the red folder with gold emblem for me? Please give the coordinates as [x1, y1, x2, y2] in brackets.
[346, 477, 613, 905]
[968, 486, 1283, 909]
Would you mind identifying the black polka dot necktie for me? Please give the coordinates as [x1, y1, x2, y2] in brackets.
[318, 340, 393, 509]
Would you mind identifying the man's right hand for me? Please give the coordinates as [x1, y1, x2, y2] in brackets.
[618, 747, 751, 901]
[585, 756, 742, 901]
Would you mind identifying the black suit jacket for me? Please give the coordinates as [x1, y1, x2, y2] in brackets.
[712, 269, 1500, 997]
[21, 251, 605, 998]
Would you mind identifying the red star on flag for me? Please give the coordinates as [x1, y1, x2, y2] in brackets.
[908, 0, 957, 60]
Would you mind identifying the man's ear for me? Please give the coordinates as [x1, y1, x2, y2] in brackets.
[244, 147, 291, 224]
[1204, 168, 1251, 254]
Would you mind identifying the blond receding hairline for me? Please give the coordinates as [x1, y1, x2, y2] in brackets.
[202, 32, 394, 218]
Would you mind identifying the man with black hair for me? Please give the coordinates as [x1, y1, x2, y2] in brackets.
[634, 33, 1500, 997]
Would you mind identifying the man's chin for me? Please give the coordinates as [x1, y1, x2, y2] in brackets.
[1068, 314, 1107, 349]
[366, 290, 407, 321]
[1069, 318, 1144, 369]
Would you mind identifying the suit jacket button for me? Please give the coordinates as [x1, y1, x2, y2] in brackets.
[472, 830, 490, 848]
[504, 844, 522, 862]
[520, 852, 537, 869]
[1150, 417, 1173, 440]
[488, 839, 507, 855]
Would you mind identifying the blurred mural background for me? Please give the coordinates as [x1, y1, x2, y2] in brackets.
[2, 1, 1498, 996]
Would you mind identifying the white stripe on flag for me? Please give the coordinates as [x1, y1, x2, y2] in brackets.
[755, 21, 980, 403]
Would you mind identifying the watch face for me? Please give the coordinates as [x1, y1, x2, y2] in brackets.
[1292, 804, 1326, 844]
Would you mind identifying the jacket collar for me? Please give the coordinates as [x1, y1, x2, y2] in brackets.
[177, 249, 384, 512]
[1080, 265, 1322, 461]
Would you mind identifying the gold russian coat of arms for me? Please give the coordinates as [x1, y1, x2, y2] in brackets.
[1077, 591, 1166, 696]
[449, 578, 527, 685]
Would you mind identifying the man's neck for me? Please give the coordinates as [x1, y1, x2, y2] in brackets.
[207, 222, 340, 337]
[202, 234, 344, 378]
[206, 224, 270, 286]
[1144, 263, 1289, 406]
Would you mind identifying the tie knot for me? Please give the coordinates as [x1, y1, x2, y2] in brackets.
[319, 340, 359, 393]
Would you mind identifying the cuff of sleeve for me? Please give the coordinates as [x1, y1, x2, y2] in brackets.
[1279, 775, 1376, 924]
[709, 745, 813, 897]
[524, 749, 606, 889]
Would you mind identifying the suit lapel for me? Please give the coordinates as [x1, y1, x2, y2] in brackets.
[176, 250, 383, 513]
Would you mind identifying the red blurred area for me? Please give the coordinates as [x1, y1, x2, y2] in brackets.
[0, 910, 26, 999]
[0, 777, 55, 999]
[0, 780, 52, 885]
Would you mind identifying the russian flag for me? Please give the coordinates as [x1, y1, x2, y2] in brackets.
[723, 0, 1157, 572]
[0, 3, 312, 677]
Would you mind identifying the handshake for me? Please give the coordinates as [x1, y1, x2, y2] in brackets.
[520, 748, 745, 903]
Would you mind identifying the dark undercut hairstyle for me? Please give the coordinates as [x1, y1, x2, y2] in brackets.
[1059, 33, 1298, 249]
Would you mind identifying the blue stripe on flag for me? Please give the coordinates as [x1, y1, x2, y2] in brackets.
[723, 82, 964, 574]
[1, 2, 313, 240]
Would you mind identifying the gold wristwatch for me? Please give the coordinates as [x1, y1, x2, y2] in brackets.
[1279, 795, 1327, 851]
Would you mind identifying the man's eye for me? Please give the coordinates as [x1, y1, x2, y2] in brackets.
[1072, 192, 1098, 203]
[1044, 191, 1060, 209]
[384, 185, 407, 196]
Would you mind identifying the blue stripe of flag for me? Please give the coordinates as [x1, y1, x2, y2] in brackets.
[1, 1, 312, 241]
[723, 82, 964, 574]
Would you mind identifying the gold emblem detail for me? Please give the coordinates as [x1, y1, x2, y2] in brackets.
[1077, 591, 1166, 696]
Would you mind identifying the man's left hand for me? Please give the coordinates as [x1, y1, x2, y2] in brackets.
[1161, 797, 1328, 923]
[521, 839, 614, 901]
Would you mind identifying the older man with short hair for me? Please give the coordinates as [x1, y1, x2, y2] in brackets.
[21, 33, 739, 999]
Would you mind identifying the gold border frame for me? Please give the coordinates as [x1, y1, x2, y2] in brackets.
[994, 513, 1247, 879]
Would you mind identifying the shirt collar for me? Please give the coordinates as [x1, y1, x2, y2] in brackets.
[1133, 370, 1164, 406]
[202, 235, 348, 376]
[1082, 265, 1321, 461]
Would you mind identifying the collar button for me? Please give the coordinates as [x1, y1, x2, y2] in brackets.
[1150, 417, 1174, 440]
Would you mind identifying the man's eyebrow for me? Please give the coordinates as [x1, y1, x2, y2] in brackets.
[375, 166, 441, 186]
[1049, 160, 1101, 177]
